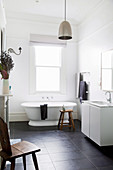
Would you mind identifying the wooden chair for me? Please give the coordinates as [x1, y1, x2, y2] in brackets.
[0, 117, 41, 170]
[58, 109, 75, 130]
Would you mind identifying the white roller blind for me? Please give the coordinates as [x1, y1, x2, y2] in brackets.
[30, 34, 67, 47]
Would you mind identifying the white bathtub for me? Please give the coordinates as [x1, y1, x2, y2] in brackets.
[21, 101, 77, 126]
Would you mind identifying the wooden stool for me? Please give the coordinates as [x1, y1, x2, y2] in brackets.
[58, 109, 75, 130]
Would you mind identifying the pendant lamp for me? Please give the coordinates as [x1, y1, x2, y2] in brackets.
[58, 0, 72, 40]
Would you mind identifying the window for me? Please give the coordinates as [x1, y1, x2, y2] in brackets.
[35, 45, 62, 92]
[30, 43, 66, 94]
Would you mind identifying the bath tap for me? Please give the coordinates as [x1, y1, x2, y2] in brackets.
[105, 91, 112, 103]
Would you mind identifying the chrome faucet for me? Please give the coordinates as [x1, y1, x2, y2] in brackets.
[105, 91, 112, 103]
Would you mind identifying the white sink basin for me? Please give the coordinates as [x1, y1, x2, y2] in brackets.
[91, 101, 107, 105]
[89, 101, 113, 107]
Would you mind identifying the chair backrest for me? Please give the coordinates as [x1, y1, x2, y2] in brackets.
[0, 117, 12, 155]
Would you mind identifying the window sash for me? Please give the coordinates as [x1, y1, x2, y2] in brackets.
[29, 44, 66, 94]
[36, 66, 61, 92]
[34, 45, 62, 67]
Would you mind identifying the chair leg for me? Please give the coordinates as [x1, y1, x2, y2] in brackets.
[32, 152, 39, 170]
[10, 159, 15, 170]
[1, 158, 6, 170]
[23, 155, 26, 170]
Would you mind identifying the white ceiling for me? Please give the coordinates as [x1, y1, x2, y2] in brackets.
[3, 0, 103, 24]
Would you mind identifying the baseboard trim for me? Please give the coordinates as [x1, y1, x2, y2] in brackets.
[9, 112, 29, 122]
[9, 112, 78, 122]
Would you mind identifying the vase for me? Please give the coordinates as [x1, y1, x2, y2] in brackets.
[2, 79, 9, 94]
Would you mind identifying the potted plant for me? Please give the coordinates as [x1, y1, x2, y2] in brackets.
[0, 51, 14, 94]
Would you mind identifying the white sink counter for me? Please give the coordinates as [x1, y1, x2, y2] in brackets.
[88, 101, 113, 107]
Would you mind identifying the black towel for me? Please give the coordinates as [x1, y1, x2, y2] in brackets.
[40, 104, 47, 120]
[79, 81, 87, 103]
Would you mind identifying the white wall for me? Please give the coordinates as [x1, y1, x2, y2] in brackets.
[78, 0, 113, 119]
[0, 0, 6, 53]
[5, 0, 113, 121]
[0, 1, 6, 29]
[0, 1, 6, 90]
[5, 12, 78, 121]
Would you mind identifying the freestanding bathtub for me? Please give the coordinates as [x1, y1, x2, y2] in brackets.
[21, 101, 77, 126]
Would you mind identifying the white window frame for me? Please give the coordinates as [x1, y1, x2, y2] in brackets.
[29, 42, 66, 94]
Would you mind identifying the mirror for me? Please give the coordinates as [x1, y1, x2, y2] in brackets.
[101, 49, 113, 91]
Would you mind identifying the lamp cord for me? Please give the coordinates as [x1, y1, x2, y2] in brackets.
[65, 0, 66, 21]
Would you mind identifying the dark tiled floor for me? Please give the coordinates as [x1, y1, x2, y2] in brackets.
[5, 120, 113, 170]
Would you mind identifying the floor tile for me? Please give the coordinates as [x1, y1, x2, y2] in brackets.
[46, 145, 78, 154]
[50, 150, 85, 162]
[53, 158, 95, 170]
[89, 156, 113, 168]
[37, 154, 52, 163]
[97, 166, 113, 170]
[43, 140, 77, 151]
[81, 147, 103, 158]
[38, 162, 55, 170]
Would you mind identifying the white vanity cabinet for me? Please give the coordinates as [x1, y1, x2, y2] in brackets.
[81, 102, 90, 137]
[90, 105, 100, 145]
[82, 102, 113, 146]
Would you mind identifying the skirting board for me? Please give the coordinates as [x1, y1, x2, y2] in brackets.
[9, 112, 29, 122]
[9, 111, 79, 122]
